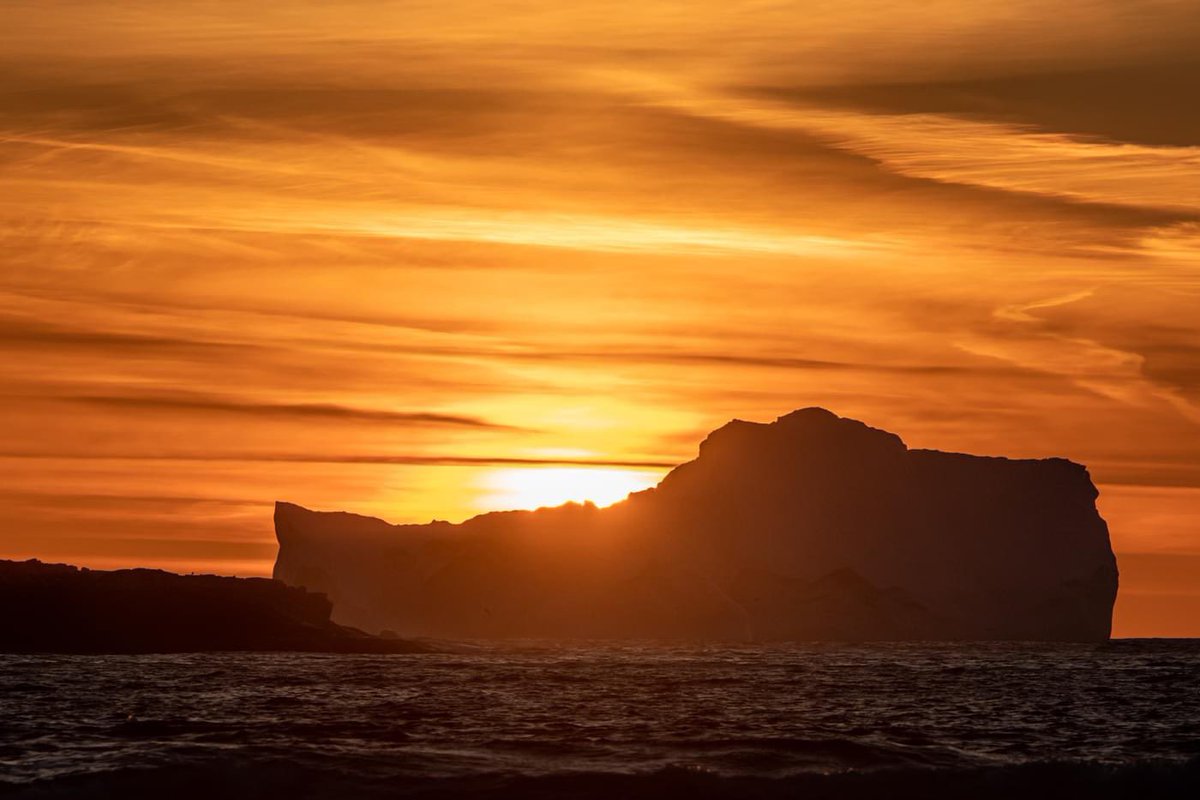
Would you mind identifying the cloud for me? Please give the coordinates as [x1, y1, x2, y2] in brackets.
[0, 488, 266, 512]
[0, 450, 677, 470]
[800, 111, 1200, 214]
[0, 316, 252, 355]
[494, 348, 1043, 379]
[954, 287, 1200, 427]
[759, 61, 1200, 149]
[618, 77, 1200, 217]
[61, 393, 516, 429]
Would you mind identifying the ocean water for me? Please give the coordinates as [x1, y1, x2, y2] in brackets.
[2, 641, 1199, 798]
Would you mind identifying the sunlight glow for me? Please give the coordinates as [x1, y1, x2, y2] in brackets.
[477, 467, 660, 511]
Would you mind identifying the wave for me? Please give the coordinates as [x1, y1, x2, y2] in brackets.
[4, 758, 1199, 799]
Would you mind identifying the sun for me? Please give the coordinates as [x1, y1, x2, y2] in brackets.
[477, 467, 661, 512]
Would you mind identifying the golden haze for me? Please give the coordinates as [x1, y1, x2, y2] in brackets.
[2, 1, 1199, 636]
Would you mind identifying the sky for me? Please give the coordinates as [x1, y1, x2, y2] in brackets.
[2, 1, 1199, 636]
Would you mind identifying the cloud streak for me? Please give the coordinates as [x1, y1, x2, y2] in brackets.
[619, 77, 1200, 216]
[0, 451, 677, 470]
[60, 393, 516, 429]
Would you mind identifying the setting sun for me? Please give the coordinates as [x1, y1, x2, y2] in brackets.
[477, 467, 662, 511]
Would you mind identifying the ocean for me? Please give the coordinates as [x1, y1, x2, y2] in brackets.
[2, 641, 1199, 798]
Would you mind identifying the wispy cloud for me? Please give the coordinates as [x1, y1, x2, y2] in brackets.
[0, 316, 252, 355]
[60, 392, 516, 428]
[616, 76, 1200, 215]
[0, 450, 677, 469]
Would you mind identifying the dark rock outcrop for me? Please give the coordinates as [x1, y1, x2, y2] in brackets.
[275, 408, 1119, 641]
[0, 559, 430, 653]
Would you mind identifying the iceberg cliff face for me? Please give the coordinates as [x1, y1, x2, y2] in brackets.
[274, 408, 1119, 641]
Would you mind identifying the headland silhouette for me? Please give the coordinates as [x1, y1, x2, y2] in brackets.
[0, 559, 428, 653]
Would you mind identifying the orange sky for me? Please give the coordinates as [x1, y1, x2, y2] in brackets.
[2, 1, 1199, 636]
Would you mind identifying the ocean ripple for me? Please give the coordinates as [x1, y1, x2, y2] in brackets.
[1, 641, 1198, 797]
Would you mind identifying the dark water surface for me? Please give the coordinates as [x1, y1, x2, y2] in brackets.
[3, 641, 1199, 798]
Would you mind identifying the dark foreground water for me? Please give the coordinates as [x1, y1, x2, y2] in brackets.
[2, 641, 1199, 799]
